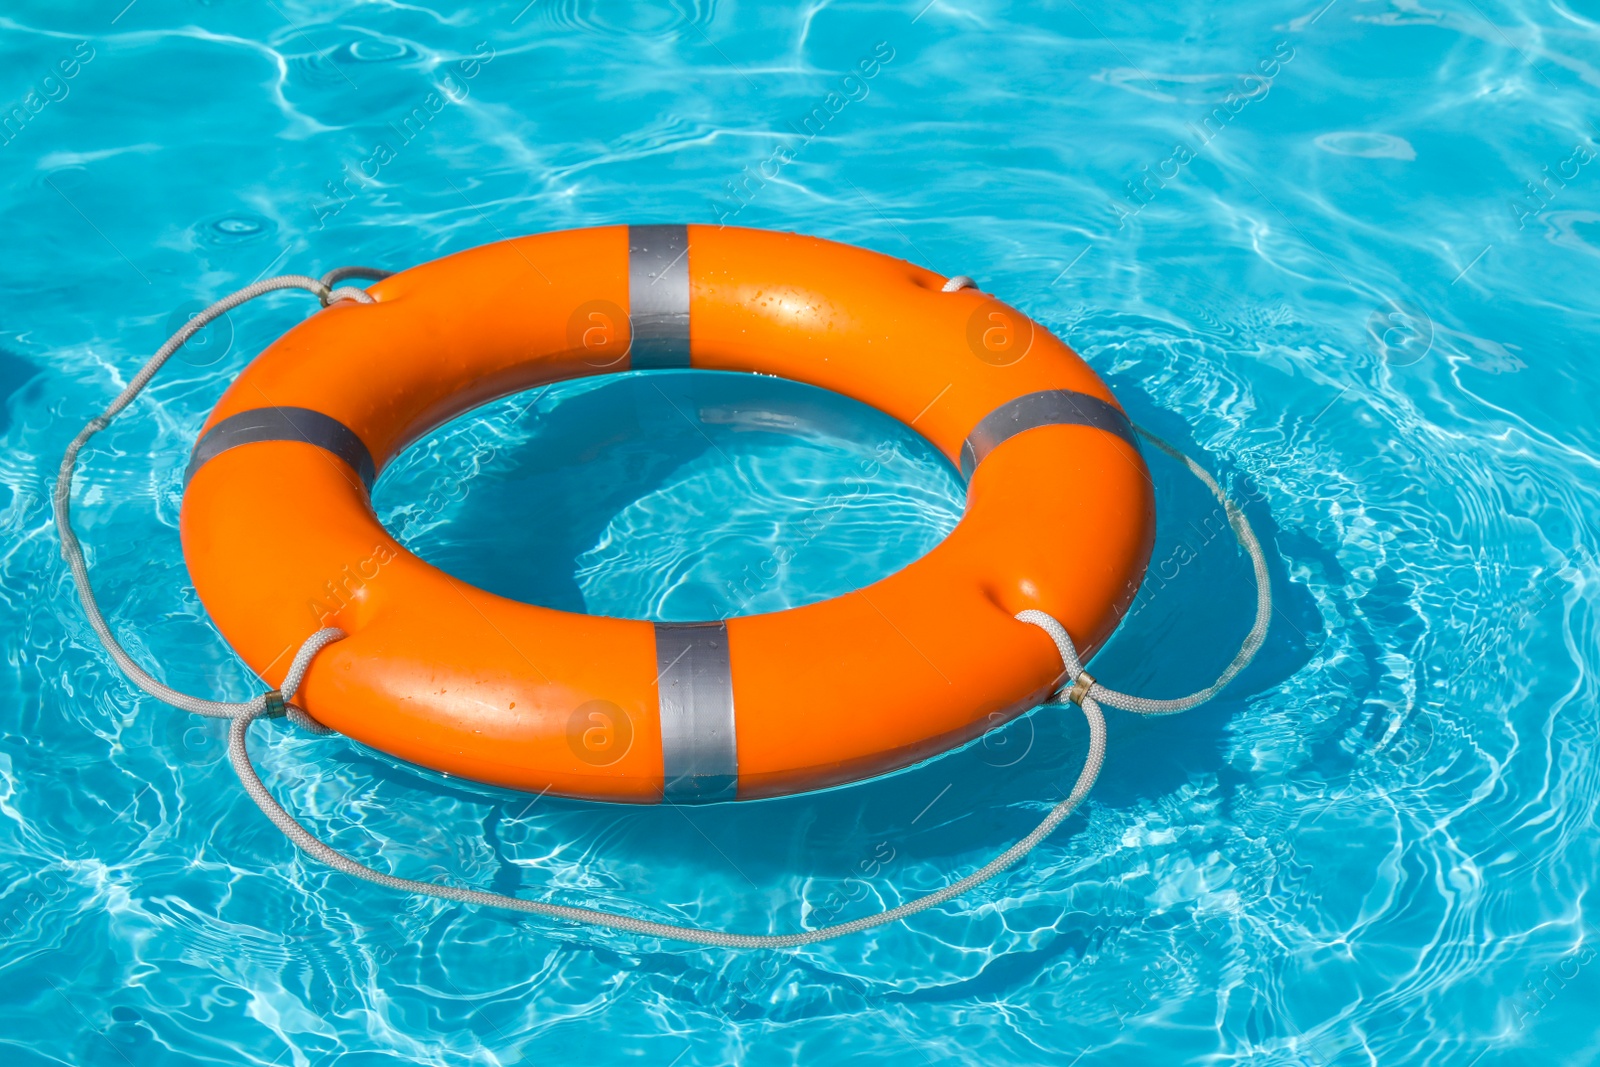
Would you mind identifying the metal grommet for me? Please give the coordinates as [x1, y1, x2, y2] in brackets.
[1066, 670, 1096, 706]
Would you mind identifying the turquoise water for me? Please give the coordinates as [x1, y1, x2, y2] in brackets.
[4, 0, 1599, 1063]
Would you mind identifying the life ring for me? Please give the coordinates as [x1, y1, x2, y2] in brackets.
[180, 225, 1154, 803]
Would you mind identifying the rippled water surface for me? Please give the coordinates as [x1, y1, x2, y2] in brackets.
[4, 1, 1600, 1064]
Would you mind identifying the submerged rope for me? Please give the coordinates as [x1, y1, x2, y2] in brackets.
[57, 266, 1271, 949]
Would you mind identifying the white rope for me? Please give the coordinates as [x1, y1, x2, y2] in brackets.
[227, 692, 1107, 948]
[56, 265, 1271, 948]
[54, 273, 371, 722]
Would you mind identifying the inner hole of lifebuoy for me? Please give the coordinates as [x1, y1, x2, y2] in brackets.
[371, 369, 965, 622]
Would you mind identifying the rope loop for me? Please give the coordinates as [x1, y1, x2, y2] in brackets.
[1016, 432, 1271, 719]
[318, 267, 391, 305]
[320, 266, 393, 289]
[321, 285, 377, 307]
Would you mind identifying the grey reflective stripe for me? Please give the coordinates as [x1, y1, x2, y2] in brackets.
[959, 389, 1138, 480]
[654, 621, 738, 802]
[628, 223, 691, 369]
[184, 407, 377, 490]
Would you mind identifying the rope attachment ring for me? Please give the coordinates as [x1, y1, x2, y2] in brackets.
[322, 286, 376, 307]
[275, 626, 347, 734]
[317, 267, 392, 307]
[1065, 670, 1096, 706]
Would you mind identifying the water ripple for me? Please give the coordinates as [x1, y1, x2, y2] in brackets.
[2, 0, 1598, 1063]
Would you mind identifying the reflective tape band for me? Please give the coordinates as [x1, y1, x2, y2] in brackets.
[184, 407, 377, 490]
[654, 621, 738, 802]
[628, 223, 691, 369]
[958, 389, 1138, 480]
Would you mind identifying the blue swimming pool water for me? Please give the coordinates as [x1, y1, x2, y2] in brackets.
[372, 371, 968, 622]
[4, 1, 1599, 1063]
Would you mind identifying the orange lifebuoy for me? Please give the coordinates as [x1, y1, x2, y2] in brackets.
[180, 225, 1154, 803]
